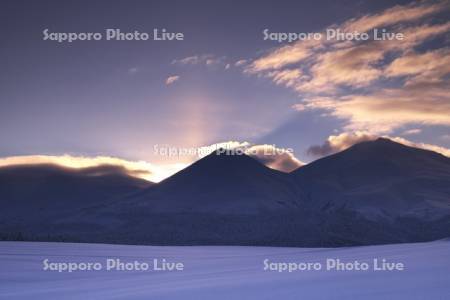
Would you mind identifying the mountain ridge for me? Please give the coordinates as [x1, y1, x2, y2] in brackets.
[128, 149, 305, 214]
[1, 138, 449, 246]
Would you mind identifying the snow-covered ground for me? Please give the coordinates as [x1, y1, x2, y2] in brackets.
[0, 240, 449, 299]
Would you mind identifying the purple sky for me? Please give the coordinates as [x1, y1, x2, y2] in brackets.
[0, 0, 449, 181]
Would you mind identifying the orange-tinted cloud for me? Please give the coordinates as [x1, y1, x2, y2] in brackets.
[165, 75, 180, 85]
[246, 144, 304, 172]
[342, 1, 448, 33]
[198, 141, 304, 172]
[303, 82, 450, 133]
[0, 155, 187, 183]
[247, 1, 450, 133]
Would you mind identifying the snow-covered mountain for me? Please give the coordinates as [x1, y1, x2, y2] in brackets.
[0, 139, 449, 246]
[0, 164, 152, 239]
[127, 150, 305, 214]
[293, 138, 450, 220]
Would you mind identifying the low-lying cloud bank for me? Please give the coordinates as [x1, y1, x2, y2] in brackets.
[0, 155, 174, 183]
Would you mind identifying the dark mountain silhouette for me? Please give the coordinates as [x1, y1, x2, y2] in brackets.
[0, 164, 152, 224]
[127, 150, 305, 214]
[293, 138, 450, 220]
[0, 139, 449, 246]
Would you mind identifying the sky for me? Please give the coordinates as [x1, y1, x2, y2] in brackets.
[0, 0, 449, 182]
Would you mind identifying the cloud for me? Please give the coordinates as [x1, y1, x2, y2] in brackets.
[291, 22, 450, 94]
[234, 59, 248, 67]
[307, 132, 377, 157]
[292, 103, 307, 111]
[296, 43, 385, 92]
[246, 38, 320, 72]
[403, 129, 422, 135]
[246, 144, 304, 172]
[307, 132, 450, 158]
[172, 55, 202, 65]
[304, 82, 450, 133]
[268, 69, 303, 87]
[341, 1, 448, 33]
[172, 54, 226, 67]
[0, 155, 152, 180]
[245, 1, 450, 133]
[206, 58, 220, 66]
[385, 48, 450, 83]
[198, 141, 304, 172]
[128, 67, 139, 74]
[0, 155, 188, 183]
[165, 75, 180, 85]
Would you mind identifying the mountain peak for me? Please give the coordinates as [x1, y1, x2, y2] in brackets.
[374, 137, 395, 143]
[355, 137, 403, 148]
[161, 149, 272, 184]
[200, 148, 259, 164]
[147, 146, 295, 202]
[349, 137, 403, 153]
[349, 137, 447, 161]
[295, 136, 450, 180]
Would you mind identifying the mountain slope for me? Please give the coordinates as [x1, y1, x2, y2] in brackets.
[126, 150, 305, 214]
[293, 138, 450, 220]
[1, 140, 449, 246]
[0, 164, 152, 225]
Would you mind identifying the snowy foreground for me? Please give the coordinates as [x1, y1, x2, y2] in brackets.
[0, 240, 449, 299]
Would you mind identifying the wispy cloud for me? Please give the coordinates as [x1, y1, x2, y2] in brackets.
[234, 59, 248, 67]
[172, 55, 202, 65]
[128, 67, 139, 74]
[341, 1, 448, 33]
[245, 0, 450, 133]
[269, 69, 303, 87]
[172, 54, 226, 67]
[246, 38, 319, 72]
[403, 129, 422, 135]
[301, 82, 450, 133]
[165, 75, 180, 85]
[385, 48, 450, 83]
